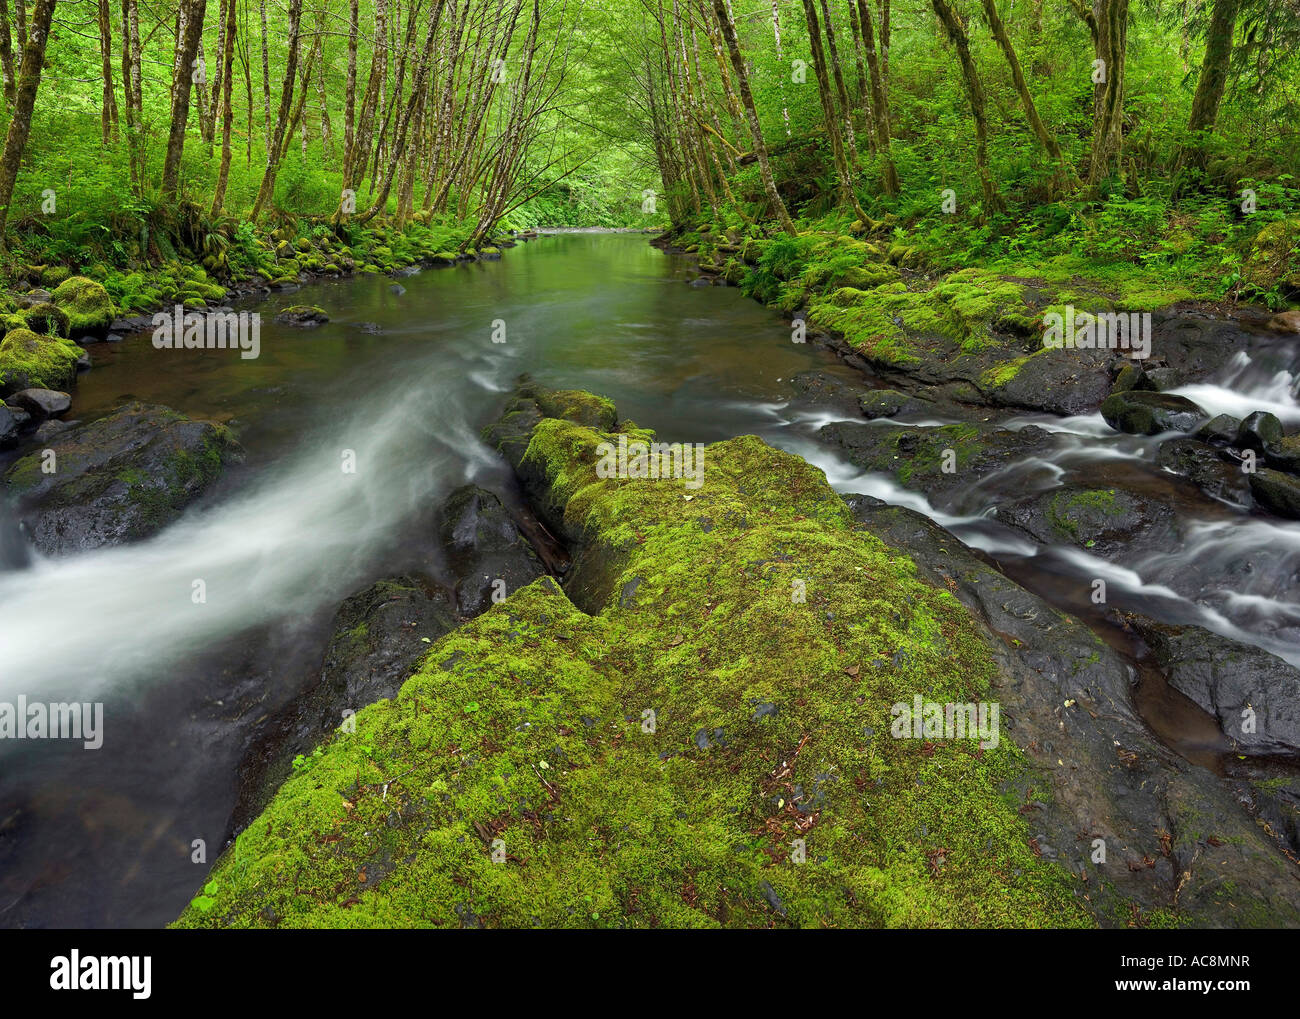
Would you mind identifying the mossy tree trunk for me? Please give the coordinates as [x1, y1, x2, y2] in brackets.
[802, 0, 868, 221]
[0, 0, 15, 105]
[250, 0, 302, 220]
[1179, 0, 1241, 172]
[855, 0, 898, 195]
[930, 0, 1001, 215]
[711, 0, 798, 235]
[96, 0, 117, 144]
[978, 0, 1074, 185]
[818, 0, 860, 165]
[0, 0, 54, 243]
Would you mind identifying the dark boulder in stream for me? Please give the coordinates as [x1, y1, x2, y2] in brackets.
[439, 484, 544, 614]
[994, 484, 1180, 557]
[274, 304, 330, 327]
[1100, 390, 1208, 436]
[1156, 438, 1252, 506]
[1125, 615, 1300, 759]
[1249, 469, 1300, 520]
[2, 401, 241, 555]
[232, 576, 460, 829]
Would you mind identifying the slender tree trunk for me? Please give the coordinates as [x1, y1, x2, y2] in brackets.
[161, 0, 208, 199]
[711, 0, 797, 234]
[342, 0, 358, 180]
[251, 0, 303, 219]
[259, 0, 271, 142]
[930, 0, 1001, 215]
[802, 0, 865, 218]
[211, 0, 237, 215]
[770, 0, 790, 137]
[0, 0, 17, 105]
[1180, 0, 1240, 169]
[97, 0, 117, 143]
[1088, 0, 1128, 184]
[855, 0, 897, 194]
[978, 0, 1071, 180]
[0, 0, 54, 242]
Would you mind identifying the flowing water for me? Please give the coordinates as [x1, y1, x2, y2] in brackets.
[1, 232, 1298, 927]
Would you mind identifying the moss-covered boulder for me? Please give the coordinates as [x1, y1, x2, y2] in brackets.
[51, 276, 115, 338]
[2, 402, 242, 554]
[21, 302, 70, 337]
[994, 485, 1180, 557]
[0, 328, 82, 396]
[275, 305, 330, 327]
[1244, 218, 1300, 296]
[1100, 390, 1208, 436]
[174, 391, 1300, 928]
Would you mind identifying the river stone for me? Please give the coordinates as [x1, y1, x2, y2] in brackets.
[1126, 616, 1300, 758]
[274, 305, 329, 327]
[7, 388, 71, 420]
[1100, 390, 1207, 435]
[1110, 363, 1154, 394]
[1264, 435, 1300, 475]
[1237, 411, 1284, 452]
[1248, 469, 1300, 519]
[1, 401, 242, 555]
[1156, 439, 1251, 506]
[819, 419, 1058, 505]
[232, 576, 460, 828]
[1195, 413, 1240, 446]
[994, 484, 1179, 557]
[1268, 310, 1300, 334]
[846, 497, 1300, 924]
[787, 370, 869, 417]
[439, 484, 544, 615]
[0, 405, 19, 447]
[982, 347, 1113, 416]
[859, 388, 935, 420]
[389, 284, 406, 296]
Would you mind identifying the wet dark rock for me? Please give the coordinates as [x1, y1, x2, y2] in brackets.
[820, 419, 1058, 504]
[1156, 438, 1251, 506]
[357, 321, 384, 335]
[982, 348, 1113, 417]
[1195, 414, 1241, 446]
[1, 401, 242, 555]
[859, 388, 935, 419]
[1126, 615, 1300, 758]
[1143, 366, 1182, 391]
[1237, 411, 1284, 452]
[389, 284, 406, 296]
[232, 576, 459, 828]
[1264, 435, 1300, 475]
[0, 405, 18, 447]
[849, 499, 1300, 925]
[274, 305, 329, 327]
[438, 484, 544, 615]
[31, 419, 76, 444]
[1248, 469, 1300, 519]
[994, 484, 1179, 556]
[1100, 390, 1208, 435]
[688, 277, 712, 287]
[786, 370, 869, 417]
[1110, 363, 1154, 394]
[7, 388, 70, 421]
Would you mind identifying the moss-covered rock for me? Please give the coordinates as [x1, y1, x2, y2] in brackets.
[51, 276, 115, 338]
[0, 328, 82, 395]
[22, 302, 70, 337]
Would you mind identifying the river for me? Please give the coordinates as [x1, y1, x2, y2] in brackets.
[1, 231, 1298, 926]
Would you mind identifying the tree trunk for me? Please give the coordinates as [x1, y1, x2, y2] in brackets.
[978, 0, 1072, 180]
[97, 0, 117, 143]
[161, 0, 207, 200]
[251, 0, 303, 219]
[1180, 0, 1240, 169]
[710, 0, 797, 235]
[342, 0, 358, 181]
[1, 0, 17, 105]
[930, 0, 1001, 215]
[210, 0, 237, 215]
[259, 0, 271, 143]
[802, 0, 865, 218]
[818, 0, 859, 164]
[855, 0, 897, 194]
[0, 0, 54, 242]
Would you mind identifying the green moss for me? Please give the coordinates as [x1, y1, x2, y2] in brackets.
[0, 327, 81, 392]
[175, 406, 1093, 930]
[51, 275, 115, 335]
[22, 302, 70, 337]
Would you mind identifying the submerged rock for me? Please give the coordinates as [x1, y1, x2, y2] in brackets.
[1156, 438, 1252, 506]
[1100, 390, 1207, 435]
[2, 401, 242, 555]
[1248, 469, 1300, 519]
